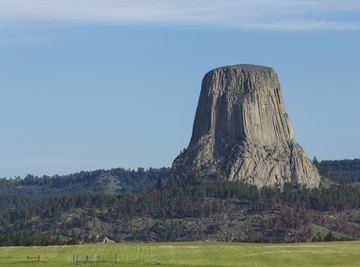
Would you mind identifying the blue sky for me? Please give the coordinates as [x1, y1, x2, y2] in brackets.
[0, 0, 359, 178]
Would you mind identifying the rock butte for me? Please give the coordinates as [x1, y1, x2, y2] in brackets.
[172, 64, 320, 188]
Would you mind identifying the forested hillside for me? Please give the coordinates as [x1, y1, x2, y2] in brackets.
[1, 177, 360, 245]
[318, 159, 360, 183]
[1, 160, 360, 246]
[0, 167, 169, 213]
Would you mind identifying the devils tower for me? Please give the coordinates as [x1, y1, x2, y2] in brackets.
[172, 64, 320, 188]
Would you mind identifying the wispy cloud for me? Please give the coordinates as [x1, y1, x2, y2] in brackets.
[0, 0, 359, 31]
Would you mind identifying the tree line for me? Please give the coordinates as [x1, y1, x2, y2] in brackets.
[1, 176, 360, 245]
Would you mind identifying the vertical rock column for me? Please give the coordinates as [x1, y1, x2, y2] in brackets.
[172, 64, 320, 188]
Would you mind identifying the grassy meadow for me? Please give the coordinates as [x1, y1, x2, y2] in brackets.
[0, 241, 359, 267]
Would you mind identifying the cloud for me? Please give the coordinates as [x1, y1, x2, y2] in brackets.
[0, 0, 359, 31]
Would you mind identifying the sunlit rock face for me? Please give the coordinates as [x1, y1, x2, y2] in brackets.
[172, 64, 320, 188]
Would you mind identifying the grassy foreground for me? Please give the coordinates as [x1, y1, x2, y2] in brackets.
[0, 241, 359, 267]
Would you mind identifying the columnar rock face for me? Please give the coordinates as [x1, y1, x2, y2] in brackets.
[172, 64, 320, 188]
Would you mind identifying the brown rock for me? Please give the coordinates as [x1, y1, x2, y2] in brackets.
[172, 64, 320, 188]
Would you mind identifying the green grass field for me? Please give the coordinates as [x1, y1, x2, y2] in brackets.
[0, 241, 359, 267]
